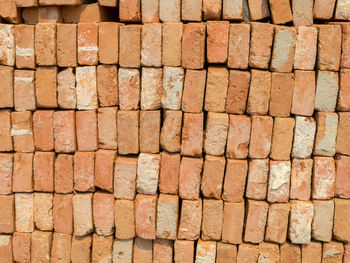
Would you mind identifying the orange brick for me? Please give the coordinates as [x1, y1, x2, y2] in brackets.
[159, 152, 180, 195]
[174, 240, 194, 263]
[35, 67, 58, 108]
[76, 66, 98, 110]
[11, 111, 34, 153]
[16, 0, 38, 7]
[93, 192, 114, 236]
[314, 0, 336, 19]
[301, 242, 322, 263]
[216, 243, 237, 263]
[162, 66, 184, 110]
[182, 0, 202, 21]
[35, 23, 56, 66]
[135, 194, 157, 239]
[77, 23, 98, 66]
[322, 241, 344, 263]
[141, 68, 162, 110]
[270, 117, 295, 160]
[201, 199, 223, 240]
[71, 235, 92, 262]
[33, 110, 54, 151]
[207, 21, 229, 63]
[178, 199, 202, 240]
[119, 0, 141, 22]
[51, 233, 71, 263]
[0, 111, 12, 152]
[182, 23, 205, 69]
[53, 110, 76, 153]
[57, 68, 76, 109]
[162, 22, 183, 66]
[0, 66, 13, 108]
[179, 157, 203, 200]
[141, 23, 162, 67]
[160, 110, 182, 152]
[97, 65, 118, 107]
[335, 155, 350, 198]
[225, 71, 250, 114]
[201, 155, 226, 199]
[247, 0, 269, 21]
[153, 239, 173, 263]
[290, 158, 312, 201]
[334, 198, 350, 242]
[118, 68, 140, 110]
[294, 26, 317, 70]
[57, 23, 77, 67]
[73, 193, 93, 236]
[0, 235, 13, 263]
[223, 0, 243, 20]
[117, 110, 139, 155]
[54, 154, 73, 194]
[338, 69, 350, 111]
[182, 69, 206, 113]
[181, 113, 203, 157]
[140, 111, 160, 153]
[53, 194, 73, 235]
[292, 0, 313, 26]
[114, 199, 135, 239]
[226, 115, 251, 159]
[97, 107, 117, 150]
[204, 113, 229, 156]
[204, 67, 229, 112]
[119, 25, 141, 68]
[13, 153, 33, 193]
[222, 201, 244, 244]
[14, 70, 36, 112]
[336, 112, 350, 156]
[95, 149, 115, 193]
[34, 151, 55, 192]
[0, 195, 14, 234]
[268, 0, 292, 24]
[91, 234, 113, 263]
[244, 200, 268, 243]
[312, 157, 335, 200]
[22, 6, 63, 24]
[99, 22, 121, 64]
[141, 0, 159, 23]
[114, 156, 137, 200]
[228, 24, 250, 69]
[133, 238, 152, 263]
[269, 73, 294, 116]
[74, 151, 95, 192]
[258, 243, 280, 262]
[33, 193, 53, 231]
[76, 110, 98, 152]
[0, 154, 12, 195]
[340, 24, 350, 69]
[203, 0, 222, 20]
[12, 232, 31, 263]
[62, 3, 116, 23]
[0, 25, 15, 66]
[265, 203, 290, 244]
[40, 0, 82, 4]
[249, 115, 273, 158]
[14, 25, 35, 69]
[237, 244, 259, 263]
[223, 159, 248, 202]
[31, 231, 52, 263]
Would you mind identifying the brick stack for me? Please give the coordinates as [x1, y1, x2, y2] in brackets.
[0, 0, 350, 262]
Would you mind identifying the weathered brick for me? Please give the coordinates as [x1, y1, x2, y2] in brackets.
[314, 112, 338, 156]
[289, 201, 313, 244]
[301, 242, 322, 263]
[57, 68, 76, 109]
[33, 151, 54, 192]
[91, 234, 113, 263]
[141, 23, 162, 67]
[294, 26, 317, 70]
[97, 107, 117, 150]
[76, 110, 98, 152]
[133, 238, 152, 263]
[97, 65, 118, 106]
[223, 0, 243, 20]
[244, 200, 268, 243]
[290, 158, 313, 201]
[71, 235, 92, 263]
[14, 25, 35, 69]
[156, 194, 179, 240]
[162, 22, 182, 66]
[174, 240, 194, 263]
[159, 152, 180, 195]
[207, 21, 229, 63]
[315, 71, 339, 112]
[114, 200, 135, 239]
[245, 159, 269, 200]
[203, 0, 222, 20]
[265, 203, 290, 244]
[53, 194, 73, 235]
[73, 193, 93, 236]
[267, 160, 291, 203]
[0, 195, 14, 234]
[135, 194, 157, 239]
[292, 116, 316, 158]
[141, 67, 162, 110]
[280, 242, 301, 263]
[35, 67, 58, 108]
[204, 113, 228, 156]
[228, 24, 250, 69]
[195, 239, 216, 263]
[117, 110, 139, 154]
[249, 115, 273, 158]
[137, 153, 160, 195]
[314, 0, 336, 19]
[162, 67, 184, 110]
[336, 112, 350, 156]
[201, 156, 226, 199]
[57, 23, 77, 67]
[222, 201, 244, 244]
[0, 25, 15, 66]
[292, 0, 313, 26]
[334, 198, 350, 242]
[74, 151, 95, 192]
[258, 242, 280, 263]
[322, 242, 344, 263]
[226, 115, 251, 159]
[182, 23, 205, 69]
[93, 192, 114, 236]
[178, 199, 202, 240]
[237, 244, 259, 263]
[335, 155, 350, 198]
[15, 193, 34, 233]
[76, 66, 98, 110]
[0, 154, 13, 195]
[312, 200, 334, 242]
[312, 157, 335, 200]
[179, 157, 203, 200]
[268, 0, 292, 24]
[0, 111, 12, 152]
[12, 232, 31, 263]
[31, 231, 52, 263]
[142, 0, 159, 23]
[160, 110, 182, 152]
[33, 110, 54, 151]
[181, 113, 203, 157]
[270, 117, 295, 160]
[51, 233, 71, 263]
[114, 156, 137, 200]
[119, 0, 141, 22]
[95, 149, 115, 192]
[223, 160, 247, 203]
[33, 193, 53, 231]
[112, 239, 133, 263]
[153, 239, 173, 263]
[182, 0, 202, 21]
[35, 23, 56, 66]
[11, 111, 34, 153]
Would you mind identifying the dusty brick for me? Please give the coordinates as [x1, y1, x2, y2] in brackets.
[206, 21, 229, 63]
[315, 71, 339, 112]
[57, 68, 76, 109]
[33, 151, 54, 192]
[202, 0, 222, 19]
[141, 67, 162, 110]
[204, 113, 228, 156]
[336, 112, 350, 155]
[0, 235, 12, 263]
[228, 24, 250, 69]
[222, 201, 244, 244]
[338, 69, 350, 111]
[290, 158, 313, 201]
[33, 110, 54, 152]
[11, 111, 34, 153]
[135, 194, 157, 239]
[289, 201, 313, 244]
[51, 233, 71, 263]
[244, 200, 268, 243]
[53, 194, 73, 235]
[0, 154, 12, 195]
[77, 23, 98, 66]
[223, 0, 242, 20]
[140, 111, 160, 153]
[314, 0, 336, 19]
[301, 242, 322, 263]
[280, 242, 301, 263]
[76, 111, 97, 152]
[216, 243, 236, 263]
[99, 22, 120, 65]
[57, 23, 77, 67]
[335, 155, 350, 198]
[53, 110, 76, 153]
[0, 25, 15, 66]
[160, 110, 182, 152]
[114, 200, 135, 239]
[133, 238, 152, 263]
[97, 107, 117, 150]
[15, 193, 34, 233]
[12, 232, 31, 263]
[159, 0, 180, 22]
[314, 112, 338, 156]
[33, 193, 53, 232]
[114, 156, 137, 200]
[292, 0, 313, 26]
[249, 115, 273, 159]
[226, 115, 251, 159]
[201, 156, 226, 199]
[294, 26, 317, 70]
[31, 231, 52, 263]
[268, 0, 292, 24]
[182, 23, 205, 69]
[71, 235, 92, 263]
[267, 160, 291, 202]
[91, 234, 113, 263]
[341, 24, 350, 69]
[159, 152, 180, 195]
[269, 73, 293, 116]
[195, 239, 216, 262]
[35, 23, 56, 66]
[119, 25, 141, 68]
[16, 0, 38, 7]
[0, 0, 20, 24]
[137, 153, 160, 195]
[162, 67, 184, 110]
[54, 155, 73, 194]
[0, 111, 12, 152]
[74, 152, 95, 192]
[182, 69, 206, 113]
[141, 23, 162, 67]
[73, 193, 93, 236]
[14, 25, 35, 69]
[265, 203, 290, 244]
[182, 0, 202, 21]
[223, 160, 247, 202]
[245, 159, 268, 200]
[0, 67, 13, 109]
[153, 239, 173, 263]
[0, 195, 14, 234]
[93, 192, 114, 236]
[142, 0, 159, 23]
[312, 200, 334, 242]
[13, 153, 33, 193]
[119, 0, 141, 22]
[162, 22, 182, 66]
[237, 244, 259, 263]
[178, 199, 202, 240]
[322, 242, 344, 263]
[95, 150, 115, 192]
[202, 199, 223, 240]
[118, 68, 140, 110]
[334, 198, 350, 242]
[258, 242, 280, 263]
[112, 239, 133, 263]
[312, 157, 335, 199]
[179, 157, 203, 200]
[292, 116, 316, 158]
[181, 113, 203, 157]
[335, 0, 350, 19]
[35, 67, 57, 108]
[270, 117, 295, 160]
[174, 240, 194, 263]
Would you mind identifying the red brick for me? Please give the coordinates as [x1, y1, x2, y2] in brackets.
[270, 117, 295, 160]
[53, 194, 73, 235]
[15, 193, 34, 233]
[51, 233, 71, 263]
[12, 232, 31, 263]
[119, 0, 141, 22]
[223, 160, 248, 203]
[95, 149, 115, 193]
[0, 195, 14, 234]
[74, 151, 95, 192]
[174, 240, 194, 263]
[181, 113, 203, 157]
[153, 239, 173, 263]
[35, 23, 56, 66]
[249, 115, 273, 158]
[141, 0, 159, 23]
[222, 201, 244, 244]
[204, 112, 228, 155]
[31, 231, 52, 263]
[280, 242, 301, 263]
[53, 111, 76, 153]
[133, 238, 152, 263]
[118, 68, 140, 110]
[14, 25, 35, 69]
[114, 156, 137, 200]
[201, 155, 226, 199]
[182, 69, 206, 113]
[57, 68, 76, 109]
[0, 154, 13, 195]
[114, 200, 135, 239]
[201, 199, 223, 241]
[11, 111, 34, 153]
[76, 110, 98, 152]
[77, 23, 98, 66]
[96, 66, 118, 108]
[265, 203, 290, 244]
[99, 22, 121, 64]
[35, 67, 57, 108]
[179, 157, 203, 200]
[269, 73, 293, 116]
[268, 0, 292, 24]
[117, 110, 139, 155]
[335, 155, 350, 198]
[207, 21, 229, 63]
[93, 192, 114, 236]
[14, 70, 36, 112]
[301, 242, 322, 263]
[237, 244, 259, 263]
[54, 154, 73, 194]
[0, 67, 13, 109]
[119, 25, 141, 68]
[178, 199, 202, 240]
[33, 152, 54, 192]
[244, 200, 268, 243]
[245, 159, 269, 200]
[13, 153, 33, 193]
[162, 22, 183, 67]
[73, 193, 93, 236]
[314, 0, 336, 19]
[159, 152, 180, 195]
[336, 112, 350, 155]
[226, 115, 251, 159]
[247, 0, 269, 20]
[0, 25, 15, 65]
[228, 24, 250, 69]
[0, 111, 12, 152]
[91, 234, 113, 263]
[160, 110, 182, 152]
[135, 194, 157, 239]
[57, 23, 77, 67]
[76, 66, 98, 110]
[71, 235, 92, 263]
[140, 110, 160, 153]
[338, 69, 350, 111]
[63, 3, 116, 23]
[203, 0, 222, 20]
[290, 158, 312, 201]
[312, 157, 335, 200]
[33, 110, 54, 152]
[141, 67, 162, 110]
[33, 193, 53, 231]
[182, 23, 205, 69]
[341, 24, 350, 68]
[294, 26, 317, 70]
[334, 198, 350, 242]
[141, 23, 162, 67]
[97, 107, 117, 150]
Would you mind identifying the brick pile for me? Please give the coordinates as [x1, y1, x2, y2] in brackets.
[1, 0, 350, 262]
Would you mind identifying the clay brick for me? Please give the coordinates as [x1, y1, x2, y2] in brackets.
[223, 160, 248, 202]
[63, 3, 116, 23]
[294, 26, 317, 70]
[33, 193, 53, 231]
[244, 200, 268, 243]
[292, 116, 316, 158]
[33, 110, 54, 152]
[0, 0, 20, 24]
[336, 112, 350, 155]
[335, 0, 350, 19]
[99, 22, 120, 65]
[31, 231, 52, 263]
[0, 111, 12, 152]
[12, 232, 31, 263]
[118, 68, 140, 110]
[141, 67, 162, 110]
[338, 69, 350, 111]
[201, 156, 226, 199]
[267, 160, 291, 202]
[222, 201, 244, 244]
[292, 0, 313, 26]
[162, 67, 184, 110]
[312, 200, 334, 242]
[226, 115, 251, 159]
[204, 67, 229, 112]
[93, 192, 114, 236]
[15, 193, 34, 233]
[74, 152, 95, 192]
[182, 0, 202, 21]
[16, 0, 38, 7]
[0, 195, 14, 234]
[77, 23, 98, 66]
[289, 201, 313, 244]
[112, 239, 133, 263]
[33, 151, 54, 192]
[135, 194, 157, 239]
[95, 150, 115, 192]
[314, 112, 338, 156]
[117, 110, 139, 154]
[53, 194, 73, 235]
[0, 235, 12, 263]
[160, 110, 182, 152]
[228, 24, 250, 69]
[0, 25, 14, 66]
[174, 240, 194, 263]
[91, 234, 113, 263]
[206, 21, 229, 63]
[57, 23, 77, 67]
[249, 23, 274, 69]
[335, 155, 350, 198]
[162, 22, 183, 66]
[258, 242, 280, 263]
[195, 239, 216, 262]
[301, 242, 322, 263]
[249, 115, 273, 159]
[97, 107, 117, 150]
[268, 0, 292, 24]
[182, 69, 206, 113]
[141, 23, 162, 67]
[71, 235, 92, 263]
[53, 111, 76, 153]
[13, 153, 33, 193]
[312, 157, 335, 199]
[159, 152, 180, 195]
[204, 113, 228, 155]
[314, 0, 336, 19]
[35, 23, 56, 66]
[51, 233, 71, 263]
[290, 158, 313, 201]
[182, 23, 205, 69]
[35, 67, 57, 108]
[0, 154, 12, 195]
[22, 6, 63, 24]
[57, 68, 76, 109]
[119, 0, 141, 22]
[114, 200, 135, 239]
[14, 70, 36, 111]
[291, 70, 316, 116]
[270, 117, 295, 160]
[73, 193, 93, 236]
[181, 113, 203, 157]
[334, 198, 350, 242]
[178, 199, 202, 240]
[140, 111, 160, 153]
[203, 0, 222, 20]
[202, 199, 223, 241]
[341, 24, 350, 69]
[153, 239, 173, 263]
[245, 159, 268, 200]
[76, 111, 98, 152]
[280, 242, 301, 263]
[40, 0, 82, 4]
[216, 243, 237, 263]
[11, 111, 34, 153]
[159, 0, 180, 22]
[114, 156, 137, 200]
[223, 0, 242, 20]
[269, 73, 294, 116]
[0, 67, 13, 110]
[237, 244, 259, 263]
[246, 69, 271, 115]
[133, 238, 153, 263]
[142, 0, 159, 23]
[322, 242, 344, 263]
[14, 25, 35, 69]
[227, 72, 251, 113]
[265, 203, 290, 244]
[54, 155, 73, 194]
[137, 153, 160, 195]
[179, 157, 203, 200]
[119, 25, 141, 68]
[315, 71, 339, 112]
[345, 244, 350, 263]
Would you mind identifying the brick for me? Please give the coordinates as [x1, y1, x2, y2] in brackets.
[57, 68, 76, 109]
[249, 115, 273, 158]
[11, 111, 34, 153]
[226, 115, 250, 159]
[181, 113, 203, 157]
[31, 231, 53, 263]
[345, 244, 350, 263]
[162, 67, 184, 110]
[135, 194, 157, 239]
[265, 203, 290, 244]
[280, 243, 301, 263]
[112, 239, 133, 263]
[115, 200, 135, 239]
[159, 152, 180, 195]
[95, 150, 115, 192]
[317, 25, 341, 71]
[13, 153, 33, 193]
[133, 238, 152, 263]
[204, 67, 229, 112]
[182, 23, 205, 69]
[156, 194, 179, 240]
[314, 112, 338, 156]
[334, 198, 350, 242]
[221, 202, 244, 244]
[270, 117, 295, 160]
[51, 233, 71, 263]
[35, 67, 58, 108]
[118, 68, 140, 110]
[292, 0, 313, 26]
[12, 232, 31, 263]
[0, 195, 14, 234]
[223, 160, 247, 202]
[23, 6, 63, 24]
[0, 154, 12, 195]
[14, 71, 36, 111]
[335, 155, 350, 198]
[258, 242, 280, 263]
[40, 0, 82, 4]
[313, 0, 336, 19]
[182, 69, 206, 113]
[53, 111, 76, 153]
[57, 23, 77, 67]
[119, 0, 141, 22]
[91, 234, 113, 263]
[14, 25, 35, 69]
[302, 242, 322, 263]
[159, 0, 180, 22]
[195, 239, 216, 263]
[62, 3, 116, 23]
[15, 193, 34, 233]
[74, 152, 95, 192]
[335, 0, 350, 19]
[35, 23, 56, 66]
[244, 200, 268, 243]
[291, 70, 316, 116]
[204, 113, 228, 155]
[33, 110, 54, 152]
[160, 110, 182, 152]
[97, 107, 117, 150]
[294, 26, 317, 70]
[245, 159, 268, 200]
[73, 193, 93, 236]
[237, 244, 259, 263]
[315, 71, 339, 112]
[203, 0, 222, 20]
[33, 151, 54, 192]
[99, 22, 120, 64]
[267, 160, 291, 202]
[269, 73, 294, 116]
[336, 112, 350, 155]
[33, 193, 53, 232]
[71, 235, 92, 263]
[136, 153, 160, 195]
[246, 69, 271, 115]
[174, 240, 194, 263]
[77, 23, 98, 66]
[201, 156, 225, 199]
[312, 157, 335, 199]
[312, 200, 334, 242]
[206, 21, 229, 63]
[289, 201, 313, 244]
[292, 116, 316, 158]
[0, 25, 14, 66]
[201, 199, 223, 241]
[141, 67, 162, 110]
[341, 24, 350, 69]
[119, 25, 141, 68]
[182, 0, 202, 21]
[162, 22, 183, 66]
[141, 23, 162, 67]
[0, 0, 20, 24]
[223, 0, 242, 20]
[0, 67, 13, 109]
[268, 0, 292, 24]
[217, 245, 237, 263]
[322, 242, 344, 263]
[76, 111, 98, 152]
[338, 69, 350, 111]
[178, 199, 202, 240]
[142, 0, 159, 23]
[16, 0, 38, 6]
[228, 24, 250, 69]
[153, 239, 173, 263]
[179, 157, 203, 200]
[114, 156, 137, 200]
[290, 159, 312, 201]
[93, 192, 114, 236]
[0, 111, 12, 152]
[53, 194, 73, 235]
[249, 23, 274, 69]
[0, 235, 12, 263]
[140, 111, 160, 153]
